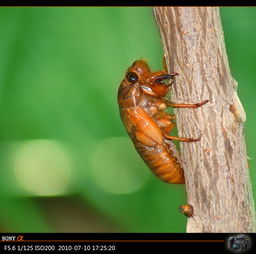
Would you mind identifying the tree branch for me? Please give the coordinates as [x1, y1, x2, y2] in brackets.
[153, 7, 256, 232]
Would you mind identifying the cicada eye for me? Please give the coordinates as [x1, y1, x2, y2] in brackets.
[126, 72, 138, 83]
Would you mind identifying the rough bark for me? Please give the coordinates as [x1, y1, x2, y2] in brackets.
[153, 7, 256, 232]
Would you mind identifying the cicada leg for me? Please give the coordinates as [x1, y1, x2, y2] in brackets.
[154, 111, 201, 142]
[167, 99, 209, 108]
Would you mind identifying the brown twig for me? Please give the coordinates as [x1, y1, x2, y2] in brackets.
[154, 7, 256, 232]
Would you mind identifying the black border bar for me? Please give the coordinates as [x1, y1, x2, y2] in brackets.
[0, 233, 255, 253]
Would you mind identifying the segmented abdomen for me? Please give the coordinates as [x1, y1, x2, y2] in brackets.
[133, 140, 185, 184]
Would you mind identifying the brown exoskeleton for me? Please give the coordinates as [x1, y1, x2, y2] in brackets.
[179, 204, 198, 225]
[118, 60, 208, 184]
[179, 205, 194, 217]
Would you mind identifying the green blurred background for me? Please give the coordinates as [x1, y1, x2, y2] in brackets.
[0, 7, 255, 233]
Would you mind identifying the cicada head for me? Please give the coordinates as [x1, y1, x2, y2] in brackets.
[118, 60, 151, 108]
